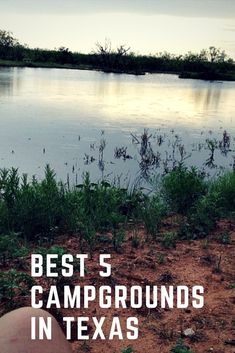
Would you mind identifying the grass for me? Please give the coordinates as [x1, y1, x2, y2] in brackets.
[0, 164, 234, 349]
[0, 165, 234, 247]
[170, 339, 194, 353]
[161, 165, 207, 214]
[0, 269, 34, 308]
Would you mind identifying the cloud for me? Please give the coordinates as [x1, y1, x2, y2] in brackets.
[0, 0, 235, 18]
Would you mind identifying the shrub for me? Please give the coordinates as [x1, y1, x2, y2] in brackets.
[36, 245, 77, 291]
[0, 269, 34, 306]
[141, 196, 165, 239]
[187, 191, 221, 238]
[211, 172, 235, 217]
[170, 339, 194, 353]
[0, 233, 28, 266]
[162, 166, 207, 214]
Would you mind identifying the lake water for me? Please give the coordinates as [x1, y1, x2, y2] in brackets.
[0, 67, 235, 186]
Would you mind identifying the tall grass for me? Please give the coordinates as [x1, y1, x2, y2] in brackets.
[0, 165, 234, 245]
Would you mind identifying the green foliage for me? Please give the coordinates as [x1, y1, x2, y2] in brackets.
[131, 229, 141, 249]
[0, 166, 64, 240]
[157, 253, 165, 264]
[36, 245, 77, 291]
[0, 29, 234, 77]
[211, 172, 235, 217]
[162, 166, 207, 214]
[0, 165, 234, 246]
[141, 196, 165, 239]
[121, 347, 134, 353]
[0, 166, 146, 245]
[161, 232, 177, 249]
[113, 229, 125, 252]
[0, 233, 28, 265]
[228, 283, 235, 289]
[218, 232, 232, 245]
[36, 245, 68, 272]
[0, 270, 34, 305]
[76, 174, 128, 230]
[187, 191, 222, 238]
[170, 339, 194, 353]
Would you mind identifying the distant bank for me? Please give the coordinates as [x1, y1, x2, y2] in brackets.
[0, 30, 235, 81]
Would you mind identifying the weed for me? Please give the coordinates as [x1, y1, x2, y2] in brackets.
[211, 172, 235, 217]
[187, 191, 221, 238]
[121, 347, 134, 353]
[161, 232, 177, 249]
[170, 339, 194, 353]
[141, 196, 165, 239]
[0, 233, 28, 266]
[218, 232, 231, 245]
[131, 229, 141, 248]
[157, 253, 165, 264]
[161, 165, 207, 214]
[214, 255, 222, 273]
[36, 245, 77, 291]
[0, 269, 34, 307]
[113, 229, 125, 252]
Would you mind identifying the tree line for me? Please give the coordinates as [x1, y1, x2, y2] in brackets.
[0, 30, 234, 78]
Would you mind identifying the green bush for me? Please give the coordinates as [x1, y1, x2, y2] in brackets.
[0, 167, 144, 244]
[141, 196, 165, 239]
[0, 270, 34, 305]
[162, 166, 207, 214]
[36, 245, 78, 291]
[0, 233, 28, 265]
[170, 339, 194, 353]
[187, 191, 221, 238]
[211, 172, 235, 217]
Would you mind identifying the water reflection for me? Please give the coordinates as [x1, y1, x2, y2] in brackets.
[0, 67, 234, 182]
[193, 83, 223, 111]
[0, 67, 23, 97]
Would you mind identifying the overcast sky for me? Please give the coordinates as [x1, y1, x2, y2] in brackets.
[0, 0, 235, 57]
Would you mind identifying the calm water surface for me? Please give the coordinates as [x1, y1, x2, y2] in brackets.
[0, 67, 235, 185]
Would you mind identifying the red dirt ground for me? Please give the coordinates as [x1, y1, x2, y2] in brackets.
[1, 219, 235, 353]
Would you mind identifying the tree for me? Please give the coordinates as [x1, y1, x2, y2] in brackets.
[0, 30, 19, 47]
[57, 47, 73, 64]
[94, 39, 131, 70]
[208, 46, 227, 63]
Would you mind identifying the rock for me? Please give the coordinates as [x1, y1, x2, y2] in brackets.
[183, 328, 195, 337]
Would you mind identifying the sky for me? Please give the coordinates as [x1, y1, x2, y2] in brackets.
[0, 0, 235, 58]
